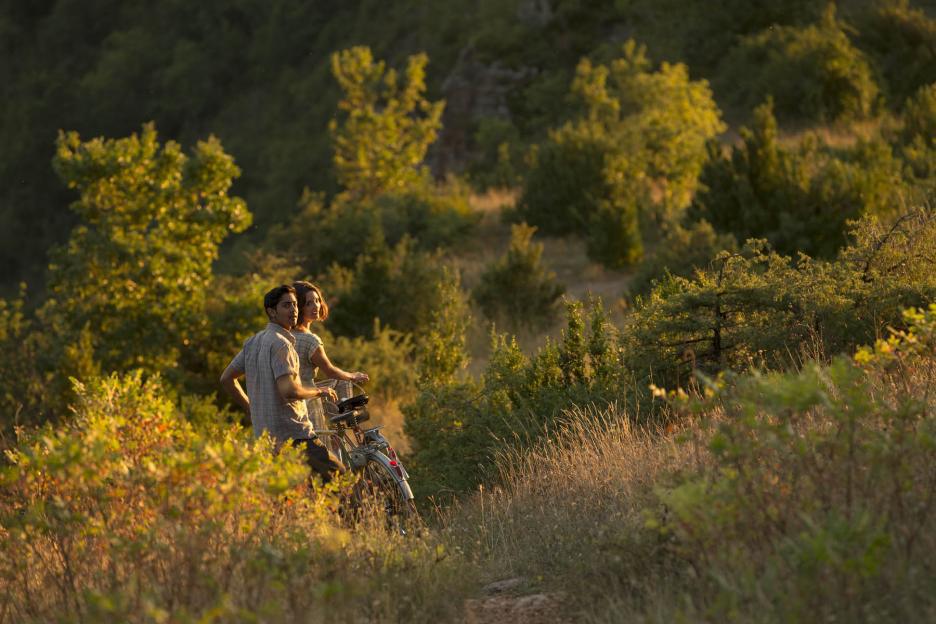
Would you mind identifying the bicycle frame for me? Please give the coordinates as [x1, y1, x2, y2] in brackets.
[315, 402, 415, 504]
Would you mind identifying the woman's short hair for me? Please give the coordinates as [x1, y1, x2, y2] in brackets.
[292, 280, 329, 323]
[263, 284, 296, 312]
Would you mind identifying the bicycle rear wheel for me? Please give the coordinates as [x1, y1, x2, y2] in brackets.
[359, 459, 418, 535]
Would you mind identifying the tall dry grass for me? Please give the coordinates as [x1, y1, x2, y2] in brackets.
[442, 404, 695, 620]
[443, 308, 936, 622]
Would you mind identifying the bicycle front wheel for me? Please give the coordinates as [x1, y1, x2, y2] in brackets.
[359, 459, 418, 535]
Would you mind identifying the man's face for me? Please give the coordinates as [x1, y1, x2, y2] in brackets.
[267, 292, 298, 329]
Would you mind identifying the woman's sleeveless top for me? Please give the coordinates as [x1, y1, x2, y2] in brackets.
[291, 331, 325, 430]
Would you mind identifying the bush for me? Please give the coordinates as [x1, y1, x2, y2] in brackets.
[900, 81, 936, 146]
[519, 41, 724, 268]
[324, 234, 468, 341]
[652, 306, 936, 621]
[691, 99, 907, 258]
[273, 179, 477, 272]
[852, 0, 936, 106]
[0, 372, 471, 623]
[627, 205, 936, 388]
[628, 219, 738, 297]
[404, 299, 627, 496]
[717, 5, 879, 122]
[473, 223, 565, 332]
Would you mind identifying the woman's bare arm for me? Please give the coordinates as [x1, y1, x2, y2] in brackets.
[310, 345, 369, 383]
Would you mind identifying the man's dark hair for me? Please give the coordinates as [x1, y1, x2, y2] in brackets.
[263, 284, 296, 312]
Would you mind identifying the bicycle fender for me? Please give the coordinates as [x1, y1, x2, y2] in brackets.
[370, 452, 415, 501]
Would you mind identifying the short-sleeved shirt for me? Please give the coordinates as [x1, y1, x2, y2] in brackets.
[227, 323, 313, 442]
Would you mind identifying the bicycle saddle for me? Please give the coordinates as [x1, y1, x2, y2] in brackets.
[336, 393, 369, 413]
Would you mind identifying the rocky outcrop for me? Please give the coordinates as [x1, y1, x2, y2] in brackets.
[431, 45, 533, 177]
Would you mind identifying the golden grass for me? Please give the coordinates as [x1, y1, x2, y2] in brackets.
[439, 403, 694, 619]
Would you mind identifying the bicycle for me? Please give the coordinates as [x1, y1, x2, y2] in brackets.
[313, 383, 418, 535]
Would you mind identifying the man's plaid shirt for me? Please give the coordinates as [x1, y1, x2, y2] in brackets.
[226, 323, 313, 442]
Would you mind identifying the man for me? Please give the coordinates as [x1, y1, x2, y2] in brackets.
[220, 284, 344, 481]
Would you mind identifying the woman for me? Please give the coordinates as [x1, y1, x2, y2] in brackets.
[291, 281, 369, 430]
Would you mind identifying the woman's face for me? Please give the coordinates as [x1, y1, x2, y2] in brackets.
[303, 289, 322, 323]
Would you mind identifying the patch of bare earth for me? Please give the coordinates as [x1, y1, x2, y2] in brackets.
[465, 578, 569, 624]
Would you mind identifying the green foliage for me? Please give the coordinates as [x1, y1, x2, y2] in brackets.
[324, 235, 467, 341]
[718, 5, 880, 122]
[329, 46, 445, 200]
[852, 0, 936, 106]
[48, 123, 250, 374]
[520, 41, 724, 267]
[629, 220, 738, 297]
[404, 299, 627, 495]
[692, 99, 908, 257]
[627, 206, 936, 388]
[901, 82, 936, 144]
[899, 82, 936, 186]
[322, 320, 417, 403]
[0, 371, 470, 622]
[466, 117, 526, 190]
[413, 268, 470, 386]
[272, 179, 477, 272]
[473, 223, 565, 332]
[653, 308, 936, 620]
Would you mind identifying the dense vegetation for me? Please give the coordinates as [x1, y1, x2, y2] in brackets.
[2, 1, 935, 621]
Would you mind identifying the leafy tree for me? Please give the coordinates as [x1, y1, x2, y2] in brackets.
[322, 233, 466, 341]
[852, 0, 936, 107]
[626, 206, 936, 388]
[520, 41, 724, 267]
[691, 99, 907, 257]
[717, 4, 880, 122]
[329, 46, 445, 200]
[48, 123, 251, 375]
[473, 223, 565, 332]
[629, 219, 738, 297]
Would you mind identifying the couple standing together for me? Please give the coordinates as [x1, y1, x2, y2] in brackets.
[220, 281, 369, 481]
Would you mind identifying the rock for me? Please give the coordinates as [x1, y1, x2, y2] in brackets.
[482, 577, 526, 595]
[431, 45, 533, 176]
[465, 592, 567, 624]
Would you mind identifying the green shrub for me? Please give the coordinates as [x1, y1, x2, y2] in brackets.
[324, 235, 468, 341]
[0, 371, 470, 623]
[652, 306, 936, 621]
[627, 205, 936, 388]
[466, 117, 526, 190]
[852, 0, 936, 106]
[404, 299, 627, 496]
[273, 179, 477, 272]
[629, 220, 738, 297]
[717, 5, 879, 122]
[899, 82, 936, 187]
[900, 81, 936, 147]
[691, 99, 907, 258]
[519, 41, 724, 267]
[473, 223, 565, 332]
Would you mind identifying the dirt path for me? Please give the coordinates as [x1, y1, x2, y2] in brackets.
[464, 578, 569, 624]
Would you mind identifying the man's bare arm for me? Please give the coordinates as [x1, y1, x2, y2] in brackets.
[220, 362, 250, 415]
[276, 375, 338, 403]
